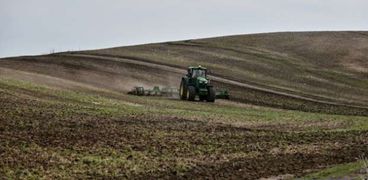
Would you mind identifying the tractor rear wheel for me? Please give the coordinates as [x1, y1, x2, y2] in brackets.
[179, 80, 187, 100]
[187, 86, 196, 101]
[207, 87, 215, 102]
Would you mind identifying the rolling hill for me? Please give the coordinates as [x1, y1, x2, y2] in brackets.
[86, 31, 368, 107]
[2, 31, 368, 115]
[1, 31, 368, 179]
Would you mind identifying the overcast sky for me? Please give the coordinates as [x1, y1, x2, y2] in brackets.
[1, 0, 367, 58]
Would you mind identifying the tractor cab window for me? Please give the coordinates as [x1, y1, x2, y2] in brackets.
[192, 69, 206, 78]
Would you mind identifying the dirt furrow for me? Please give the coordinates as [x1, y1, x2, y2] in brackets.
[62, 53, 368, 110]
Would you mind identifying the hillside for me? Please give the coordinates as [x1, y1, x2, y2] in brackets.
[2, 31, 368, 115]
[86, 31, 368, 106]
[1, 31, 368, 178]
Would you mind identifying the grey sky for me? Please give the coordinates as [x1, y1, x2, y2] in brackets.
[1, 0, 367, 58]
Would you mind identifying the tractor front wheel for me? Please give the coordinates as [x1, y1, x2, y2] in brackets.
[207, 87, 215, 102]
[187, 86, 196, 101]
[179, 80, 187, 100]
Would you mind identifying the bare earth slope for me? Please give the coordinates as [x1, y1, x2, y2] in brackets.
[86, 31, 368, 106]
[2, 31, 368, 115]
[1, 31, 368, 179]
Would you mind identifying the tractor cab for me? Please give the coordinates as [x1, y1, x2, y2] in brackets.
[187, 66, 207, 78]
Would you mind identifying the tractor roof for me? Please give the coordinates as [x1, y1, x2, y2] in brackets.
[188, 65, 207, 70]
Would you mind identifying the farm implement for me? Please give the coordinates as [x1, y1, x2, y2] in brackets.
[128, 66, 230, 101]
[128, 86, 178, 97]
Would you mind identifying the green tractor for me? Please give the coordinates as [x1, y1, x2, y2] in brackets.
[179, 66, 216, 102]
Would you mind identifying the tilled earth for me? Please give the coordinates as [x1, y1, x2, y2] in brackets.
[1, 89, 368, 179]
[2, 54, 368, 117]
[2, 31, 368, 179]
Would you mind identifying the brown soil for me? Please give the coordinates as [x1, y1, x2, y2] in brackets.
[1, 31, 368, 179]
[1, 90, 367, 179]
[1, 53, 368, 116]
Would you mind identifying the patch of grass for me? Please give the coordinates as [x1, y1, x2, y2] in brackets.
[0, 78, 146, 117]
[303, 161, 366, 179]
[2, 78, 368, 132]
[0, 143, 169, 179]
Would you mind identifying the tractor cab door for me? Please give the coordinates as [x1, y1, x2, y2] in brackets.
[187, 69, 192, 77]
[186, 68, 194, 85]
